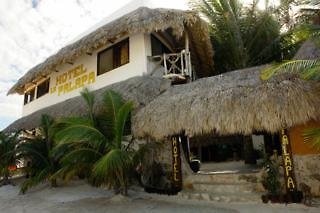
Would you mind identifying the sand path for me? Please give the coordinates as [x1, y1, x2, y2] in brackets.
[0, 180, 319, 213]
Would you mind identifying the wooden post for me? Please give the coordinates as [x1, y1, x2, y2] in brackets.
[185, 32, 190, 52]
[184, 32, 192, 79]
[243, 135, 256, 164]
[171, 136, 182, 190]
[280, 129, 297, 193]
[163, 53, 168, 75]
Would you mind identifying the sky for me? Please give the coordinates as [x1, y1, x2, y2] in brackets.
[0, 0, 278, 130]
[0, 0, 189, 130]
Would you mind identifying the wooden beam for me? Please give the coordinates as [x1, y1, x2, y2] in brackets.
[108, 38, 115, 44]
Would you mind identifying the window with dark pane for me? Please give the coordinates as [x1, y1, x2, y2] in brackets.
[36, 78, 50, 98]
[151, 34, 171, 56]
[98, 38, 129, 76]
[24, 88, 35, 105]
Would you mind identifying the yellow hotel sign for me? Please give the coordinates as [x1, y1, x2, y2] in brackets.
[171, 136, 182, 189]
[280, 129, 297, 192]
[50, 64, 95, 96]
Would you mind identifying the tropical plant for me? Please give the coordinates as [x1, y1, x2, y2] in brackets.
[303, 128, 320, 149]
[54, 88, 136, 195]
[190, 0, 282, 73]
[261, 152, 282, 196]
[260, 26, 320, 149]
[0, 131, 20, 186]
[17, 114, 59, 193]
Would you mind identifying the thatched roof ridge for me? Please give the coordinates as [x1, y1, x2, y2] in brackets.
[4, 76, 171, 133]
[294, 39, 320, 60]
[8, 7, 214, 95]
[132, 66, 320, 139]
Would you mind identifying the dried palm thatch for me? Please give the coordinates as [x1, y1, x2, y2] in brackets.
[294, 39, 320, 60]
[4, 76, 171, 133]
[132, 66, 320, 140]
[8, 7, 214, 95]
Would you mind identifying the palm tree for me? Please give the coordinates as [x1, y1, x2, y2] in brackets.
[191, 0, 281, 73]
[0, 131, 20, 186]
[17, 114, 59, 193]
[260, 26, 320, 148]
[54, 89, 135, 195]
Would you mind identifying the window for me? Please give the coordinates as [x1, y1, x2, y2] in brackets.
[151, 34, 171, 56]
[24, 88, 35, 105]
[98, 38, 129, 75]
[36, 78, 50, 98]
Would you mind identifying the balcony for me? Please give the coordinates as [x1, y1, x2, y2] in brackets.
[148, 50, 193, 84]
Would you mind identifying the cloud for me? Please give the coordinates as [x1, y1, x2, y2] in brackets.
[0, 0, 188, 130]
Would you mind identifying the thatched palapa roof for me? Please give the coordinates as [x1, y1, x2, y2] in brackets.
[4, 76, 171, 133]
[8, 7, 214, 95]
[131, 39, 320, 139]
[132, 66, 320, 139]
[294, 39, 320, 60]
[5, 40, 320, 138]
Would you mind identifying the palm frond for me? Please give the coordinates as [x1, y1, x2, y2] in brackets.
[20, 167, 51, 194]
[92, 148, 131, 189]
[17, 139, 50, 167]
[53, 148, 99, 182]
[114, 102, 133, 148]
[80, 88, 95, 122]
[260, 59, 320, 80]
[60, 148, 102, 165]
[54, 123, 106, 149]
[303, 128, 320, 150]
[0, 131, 20, 178]
[40, 114, 54, 139]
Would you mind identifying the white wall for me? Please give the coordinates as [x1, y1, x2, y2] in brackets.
[22, 33, 149, 116]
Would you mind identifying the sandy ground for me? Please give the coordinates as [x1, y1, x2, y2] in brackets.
[0, 180, 319, 213]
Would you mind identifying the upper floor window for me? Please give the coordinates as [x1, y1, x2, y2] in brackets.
[36, 78, 50, 98]
[24, 88, 35, 105]
[97, 38, 129, 76]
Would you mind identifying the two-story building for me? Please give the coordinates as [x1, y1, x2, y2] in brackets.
[5, 2, 320, 201]
[6, 6, 213, 118]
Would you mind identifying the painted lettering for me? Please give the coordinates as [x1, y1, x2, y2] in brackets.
[51, 64, 96, 96]
[281, 129, 297, 192]
[171, 136, 181, 187]
[287, 177, 295, 189]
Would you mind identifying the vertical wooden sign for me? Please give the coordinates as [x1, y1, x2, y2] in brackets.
[280, 129, 297, 192]
[171, 136, 182, 189]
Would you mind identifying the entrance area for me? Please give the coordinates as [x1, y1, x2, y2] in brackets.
[185, 133, 281, 174]
[178, 133, 282, 202]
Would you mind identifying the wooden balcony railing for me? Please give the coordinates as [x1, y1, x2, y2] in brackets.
[149, 50, 193, 81]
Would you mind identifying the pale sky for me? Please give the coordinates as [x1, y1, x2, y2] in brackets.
[0, 0, 277, 130]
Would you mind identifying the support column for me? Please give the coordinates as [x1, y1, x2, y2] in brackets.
[243, 135, 256, 164]
[171, 135, 182, 191]
[197, 145, 202, 162]
[280, 129, 298, 192]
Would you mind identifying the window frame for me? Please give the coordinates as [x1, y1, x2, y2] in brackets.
[36, 78, 50, 99]
[97, 38, 130, 76]
[24, 87, 36, 105]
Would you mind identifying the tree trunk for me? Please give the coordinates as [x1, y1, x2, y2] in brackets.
[50, 178, 57, 187]
[243, 135, 256, 165]
[122, 185, 128, 196]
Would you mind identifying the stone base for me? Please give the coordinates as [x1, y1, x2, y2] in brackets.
[293, 154, 320, 196]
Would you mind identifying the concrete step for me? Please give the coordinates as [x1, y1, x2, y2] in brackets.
[191, 182, 255, 194]
[178, 191, 262, 203]
[187, 173, 259, 185]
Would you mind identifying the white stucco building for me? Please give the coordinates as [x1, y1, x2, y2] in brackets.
[7, 2, 213, 117]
